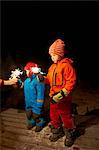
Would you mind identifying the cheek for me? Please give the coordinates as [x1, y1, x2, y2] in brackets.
[51, 56, 54, 61]
[54, 57, 58, 62]
[27, 74, 29, 77]
[52, 57, 54, 60]
[26, 71, 29, 76]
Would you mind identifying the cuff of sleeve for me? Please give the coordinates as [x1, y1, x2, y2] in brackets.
[61, 88, 68, 96]
[1, 79, 4, 86]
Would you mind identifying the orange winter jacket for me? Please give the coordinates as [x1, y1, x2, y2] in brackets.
[45, 58, 76, 97]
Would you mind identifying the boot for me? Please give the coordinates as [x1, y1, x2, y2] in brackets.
[49, 126, 64, 142]
[48, 123, 55, 132]
[27, 119, 36, 130]
[35, 126, 43, 132]
[32, 112, 40, 120]
[35, 118, 45, 132]
[27, 123, 35, 130]
[26, 109, 32, 120]
[63, 128, 74, 147]
[72, 126, 85, 138]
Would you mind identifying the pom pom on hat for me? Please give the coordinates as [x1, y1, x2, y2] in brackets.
[49, 39, 65, 57]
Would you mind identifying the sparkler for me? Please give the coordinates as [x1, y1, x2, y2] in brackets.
[31, 67, 46, 75]
[9, 68, 23, 80]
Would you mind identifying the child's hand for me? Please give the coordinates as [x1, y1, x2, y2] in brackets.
[7, 77, 18, 85]
[37, 74, 44, 82]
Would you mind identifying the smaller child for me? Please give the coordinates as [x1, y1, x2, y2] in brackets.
[24, 62, 45, 132]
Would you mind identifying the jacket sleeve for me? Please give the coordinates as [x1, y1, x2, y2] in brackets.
[44, 75, 50, 84]
[0, 79, 3, 87]
[44, 67, 51, 84]
[44, 64, 54, 84]
[63, 63, 76, 93]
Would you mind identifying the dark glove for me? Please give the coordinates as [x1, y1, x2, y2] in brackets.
[17, 79, 22, 88]
[37, 73, 44, 82]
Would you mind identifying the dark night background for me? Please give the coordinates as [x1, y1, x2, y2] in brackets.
[1, 3, 99, 148]
[1, 1, 99, 88]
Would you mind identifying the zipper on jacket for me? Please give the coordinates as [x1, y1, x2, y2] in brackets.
[52, 64, 57, 86]
[52, 64, 65, 86]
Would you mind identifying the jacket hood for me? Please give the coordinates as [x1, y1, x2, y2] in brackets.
[60, 58, 74, 64]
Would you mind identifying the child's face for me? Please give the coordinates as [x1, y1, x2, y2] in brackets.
[50, 53, 59, 63]
[26, 70, 29, 77]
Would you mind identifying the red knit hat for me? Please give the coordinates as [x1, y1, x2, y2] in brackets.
[24, 62, 38, 77]
[49, 39, 65, 58]
[24, 62, 38, 71]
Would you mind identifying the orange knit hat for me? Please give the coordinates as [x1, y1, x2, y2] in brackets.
[49, 39, 65, 57]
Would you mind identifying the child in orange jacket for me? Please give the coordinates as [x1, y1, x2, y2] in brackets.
[45, 39, 76, 147]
